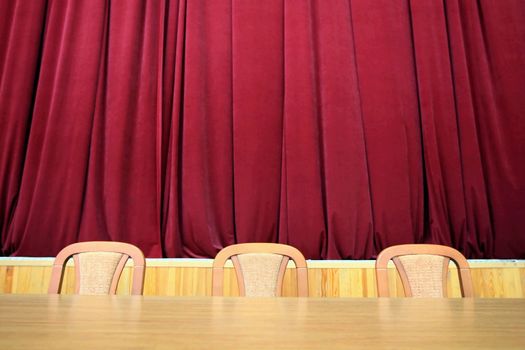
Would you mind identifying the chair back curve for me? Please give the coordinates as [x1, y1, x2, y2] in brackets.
[375, 244, 473, 298]
[212, 243, 309, 297]
[48, 241, 146, 295]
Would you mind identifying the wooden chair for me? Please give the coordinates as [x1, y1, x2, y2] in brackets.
[376, 244, 474, 298]
[375, 244, 474, 297]
[212, 243, 309, 297]
[48, 241, 146, 295]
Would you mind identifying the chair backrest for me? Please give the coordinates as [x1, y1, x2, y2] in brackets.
[212, 243, 309, 297]
[375, 244, 473, 298]
[48, 241, 146, 295]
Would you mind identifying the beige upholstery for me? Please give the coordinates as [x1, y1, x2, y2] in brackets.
[77, 252, 125, 295]
[48, 241, 146, 295]
[234, 253, 287, 297]
[395, 255, 448, 297]
[212, 243, 308, 297]
[375, 244, 473, 298]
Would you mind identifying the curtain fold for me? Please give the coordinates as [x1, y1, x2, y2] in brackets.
[0, 0, 48, 254]
[1, 0, 524, 259]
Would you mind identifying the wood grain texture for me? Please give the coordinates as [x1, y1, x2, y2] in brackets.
[0, 258, 524, 297]
[1, 294, 524, 349]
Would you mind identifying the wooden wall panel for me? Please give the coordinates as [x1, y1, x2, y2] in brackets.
[0, 258, 524, 298]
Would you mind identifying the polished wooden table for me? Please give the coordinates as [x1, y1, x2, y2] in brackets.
[0, 295, 524, 349]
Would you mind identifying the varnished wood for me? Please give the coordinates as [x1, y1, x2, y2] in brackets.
[1, 258, 525, 297]
[0, 294, 524, 349]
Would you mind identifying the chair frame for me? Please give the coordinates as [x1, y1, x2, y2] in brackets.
[375, 244, 474, 297]
[48, 241, 146, 295]
[212, 243, 309, 297]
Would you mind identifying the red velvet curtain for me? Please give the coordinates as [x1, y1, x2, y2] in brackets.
[1, 0, 524, 259]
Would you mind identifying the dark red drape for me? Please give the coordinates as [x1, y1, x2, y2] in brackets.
[1, 0, 524, 259]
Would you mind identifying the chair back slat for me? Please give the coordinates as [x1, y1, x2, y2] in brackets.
[77, 252, 124, 295]
[233, 253, 287, 297]
[393, 255, 447, 297]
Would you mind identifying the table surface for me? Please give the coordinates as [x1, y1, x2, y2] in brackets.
[1, 295, 524, 349]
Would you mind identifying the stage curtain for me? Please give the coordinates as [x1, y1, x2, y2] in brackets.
[1, 0, 524, 259]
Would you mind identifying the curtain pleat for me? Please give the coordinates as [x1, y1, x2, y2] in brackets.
[1, 0, 524, 259]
